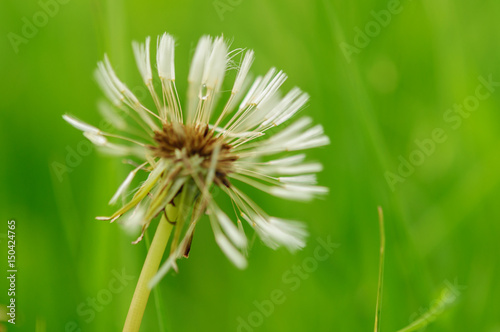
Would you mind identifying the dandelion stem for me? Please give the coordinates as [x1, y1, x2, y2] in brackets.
[143, 232, 167, 332]
[123, 214, 174, 332]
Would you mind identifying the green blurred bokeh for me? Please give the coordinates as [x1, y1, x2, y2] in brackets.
[1, 0, 500, 331]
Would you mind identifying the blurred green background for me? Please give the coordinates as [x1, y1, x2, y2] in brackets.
[1, 0, 500, 331]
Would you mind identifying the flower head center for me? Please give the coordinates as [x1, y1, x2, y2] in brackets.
[149, 123, 237, 187]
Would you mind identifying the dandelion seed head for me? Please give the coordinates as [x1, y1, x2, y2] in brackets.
[63, 33, 330, 281]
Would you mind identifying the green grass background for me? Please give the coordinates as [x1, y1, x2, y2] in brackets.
[1, 0, 500, 331]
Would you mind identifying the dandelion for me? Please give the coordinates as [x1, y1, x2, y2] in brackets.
[63, 33, 329, 331]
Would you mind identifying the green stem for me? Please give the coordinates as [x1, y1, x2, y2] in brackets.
[374, 206, 385, 332]
[143, 232, 167, 332]
[123, 214, 173, 332]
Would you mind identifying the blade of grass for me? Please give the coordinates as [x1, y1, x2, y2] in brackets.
[374, 206, 385, 332]
[396, 286, 459, 332]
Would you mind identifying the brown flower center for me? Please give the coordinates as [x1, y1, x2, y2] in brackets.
[149, 123, 237, 187]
